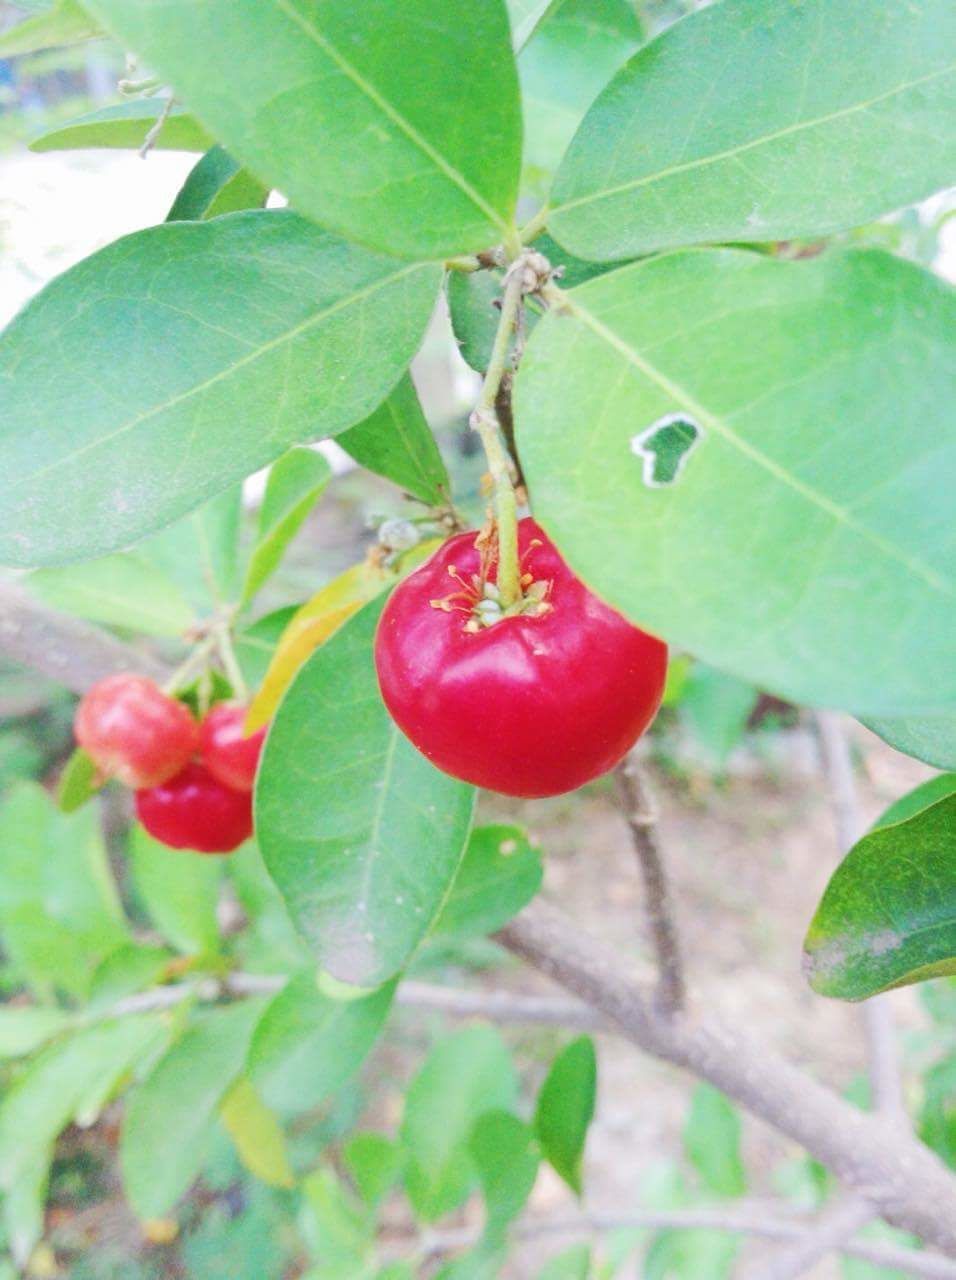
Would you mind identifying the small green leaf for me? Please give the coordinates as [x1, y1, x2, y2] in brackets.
[343, 1132, 405, 1208]
[805, 792, 956, 999]
[920, 1056, 956, 1170]
[683, 1084, 747, 1198]
[471, 1110, 539, 1235]
[681, 665, 758, 769]
[83, 0, 522, 259]
[431, 824, 542, 940]
[87, 942, 172, 1012]
[168, 145, 269, 222]
[235, 607, 299, 691]
[864, 714, 956, 772]
[256, 594, 476, 987]
[299, 1168, 373, 1276]
[402, 1027, 518, 1221]
[130, 824, 221, 956]
[0, 1007, 71, 1060]
[121, 1000, 266, 1219]
[507, 0, 556, 51]
[338, 375, 451, 508]
[241, 448, 331, 606]
[873, 775, 956, 831]
[537, 1244, 591, 1280]
[0, 212, 440, 567]
[57, 747, 101, 814]
[227, 840, 311, 975]
[550, 0, 956, 260]
[30, 100, 213, 154]
[248, 972, 395, 1114]
[141, 487, 243, 615]
[0, 0, 99, 55]
[28, 553, 195, 637]
[534, 1037, 596, 1196]
[218, 1075, 295, 1188]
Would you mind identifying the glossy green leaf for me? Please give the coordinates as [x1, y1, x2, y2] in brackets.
[864, 714, 956, 772]
[0, 0, 99, 55]
[218, 1075, 295, 1188]
[83, 0, 522, 259]
[0, 1007, 71, 1060]
[432, 824, 542, 940]
[168, 145, 269, 221]
[804, 792, 956, 999]
[0, 211, 440, 567]
[471, 1110, 539, 1235]
[873, 775, 956, 831]
[256, 594, 476, 986]
[519, 0, 643, 179]
[28, 553, 195, 636]
[140, 487, 243, 614]
[0, 782, 127, 999]
[121, 999, 266, 1218]
[534, 1037, 596, 1195]
[684, 1084, 747, 1198]
[338, 375, 452, 507]
[57, 746, 101, 814]
[249, 971, 395, 1113]
[402, 1027, 518, 1221]
[550, 0, 956, 260]
[130, 824, 221, 956]
[516, 248, 956, 715]
[30, 100, 213, 153]
[241, 448, 331, 606]
[343, 1132, 405, 1208]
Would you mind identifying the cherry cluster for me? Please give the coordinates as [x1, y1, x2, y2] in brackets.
[74, 675, 265, 854]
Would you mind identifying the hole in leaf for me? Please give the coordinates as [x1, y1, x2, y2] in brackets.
[630, 414, 702, 487]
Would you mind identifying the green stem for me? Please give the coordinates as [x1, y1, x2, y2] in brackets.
[471, 260, 526, 608]
[215, 622, 249, 703]
[518, 204, 550, 245]
[444, 254, 483, 273]
[163, 635, 215, 697]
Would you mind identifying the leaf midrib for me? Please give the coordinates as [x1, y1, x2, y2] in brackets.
[557, 288, 954, 598]
[270, 0, 508, 235]
[553, 60, 956, 218]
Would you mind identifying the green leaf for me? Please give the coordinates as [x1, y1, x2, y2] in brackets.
[168, 145, 269, 222]
[683, 1084, 747, 1198]
[299, 1168, 373, 1277]
[919, 1056, 956, 1170]
[0, 0, 99, 55]
[57, 747, 101, 814]
[0, 1016, 165, 1263]
[516, 248, 956, 715]
[537, 1245, 591, 1280]
[863, 714, 956, 772]
[235, 607, 299, 691]
[507, 0, 556, 50]
[0, 1007, 71, 1060]
[218, 1075, 295, 1188]
[241, 448, 331, 606]
[256, 594, 476, 987]
[681, 665, 758, 769]
[338, 375, 452, 508]
[343, 1132, 405, 1209]
[804, 792, 956, 999]
[140, 487, 243, 614]
[130, 824, 221, 956]
[83, 0, 522, 259]
[0, 782, 127, 999]
[471, 1110, 539, 1235]
[519, 0, 643, 179]
[87, 942, 172, 1011]
[533, 1037, 596, 1195]
[248, 971, 394, 1114]
[401, 1026, 518, 1221]
[873, 775, 956, 830]
[431, 824, 542, 940]
[30, 100, 213, 154]
[28, 552, 195, 636]
[0, 211, 440, 567]
[121, 999, 266, 1219]
[549, 0, 956, 260]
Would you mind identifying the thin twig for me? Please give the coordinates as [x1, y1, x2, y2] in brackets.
[139, 94, 175, 158]
[739, 1197, 876, 1280]
[613, 755, 685, 1013]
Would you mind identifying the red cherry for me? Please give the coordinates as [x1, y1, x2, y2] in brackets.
[74, 674, 199, 789]
[199, 703, 266, 793]
[135, 762, 253, 854]
[374, 518, 667, 798]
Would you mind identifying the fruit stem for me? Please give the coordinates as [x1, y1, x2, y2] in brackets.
[517, 204, 550, 245]
[163, 634, 215, 698]
[470, 257, 527, 608]
[214, 619, 249, 703]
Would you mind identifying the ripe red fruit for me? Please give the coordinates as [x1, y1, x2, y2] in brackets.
[374, 518, 667, 798]
[199, 703, 266, 793]
[135, 762, 253, 854]
[74, 674, 199, 789]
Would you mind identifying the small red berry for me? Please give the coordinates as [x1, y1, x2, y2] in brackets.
[74, 674, 199, 789]
[135, 762, 253, 854]
[374, 518, 667, 798]
[199, 703, 266, 793]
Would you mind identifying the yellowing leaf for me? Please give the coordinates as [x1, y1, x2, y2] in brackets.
[218, 1076, 294, 1189]
[245, 541, 440, 732]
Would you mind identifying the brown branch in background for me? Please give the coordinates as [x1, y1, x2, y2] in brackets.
[613, 754, 686, 1013]
[739, 1197, 876, 1280]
